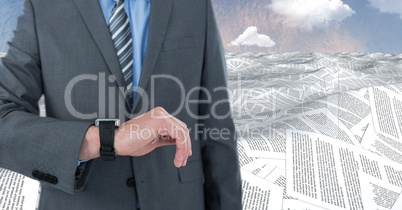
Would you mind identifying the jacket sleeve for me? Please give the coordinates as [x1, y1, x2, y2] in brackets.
[0, 0, 94, 194]
[199, 0, 242, 209]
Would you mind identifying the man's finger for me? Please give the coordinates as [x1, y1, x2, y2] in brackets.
[166, 121, 190, 167]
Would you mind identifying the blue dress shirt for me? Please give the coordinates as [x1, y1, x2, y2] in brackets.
[99, 0, 150, 102]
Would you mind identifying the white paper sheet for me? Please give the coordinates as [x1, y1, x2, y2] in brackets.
[282, 199, 328, 210]
[391, 191, 402, 210]
[369, 86, 402, 141]
[361, 123, 402, 164]
[359, 172, 402, 210]
[286, 130, 402, 210]
[0, 168, 40, 210]
[241, 169, 284, 210]
[242, 159, 278, 179]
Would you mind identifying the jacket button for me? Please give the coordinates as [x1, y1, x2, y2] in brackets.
[37, 172, 44, 181]
[126, 178, 135, 187]
[32, 170, 39, 178]
[49, 176, 58, 185]
[43, 174, 51, 182]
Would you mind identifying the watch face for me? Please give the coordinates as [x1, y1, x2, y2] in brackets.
[95, 119, 120, 127]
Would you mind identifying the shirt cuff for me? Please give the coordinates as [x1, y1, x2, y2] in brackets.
[77, 160, 88, 167]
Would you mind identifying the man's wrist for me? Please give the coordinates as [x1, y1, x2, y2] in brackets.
[96, 119, 120, 160]
[114, 127, 124, 156]
[79, 125, 101, 160]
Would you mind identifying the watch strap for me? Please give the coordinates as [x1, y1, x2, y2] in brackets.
[98, 120, 116, 161]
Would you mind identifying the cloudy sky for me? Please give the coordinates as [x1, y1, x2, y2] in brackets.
[215, 0, 402, 53]
[1, 0, 402, 53]
[268, 0, 355, 31]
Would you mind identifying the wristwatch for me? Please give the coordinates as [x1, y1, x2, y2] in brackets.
[95, 119, 120, 161]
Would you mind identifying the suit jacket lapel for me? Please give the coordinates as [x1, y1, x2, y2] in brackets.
[72, 0, 131, 108]
[73, 0, 174, 113]
[132, 0, 174, 111]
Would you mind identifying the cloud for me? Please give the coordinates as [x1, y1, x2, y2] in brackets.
[231, 26, 276, 48]
[269, 0, 355, 31]
[368, 0, 402, 18]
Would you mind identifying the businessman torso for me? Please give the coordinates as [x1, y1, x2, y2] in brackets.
[1, 0, 241, 209]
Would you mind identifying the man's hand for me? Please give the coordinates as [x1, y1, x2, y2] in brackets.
[79, 107, 192, 168]
[115, 107, 192, 167]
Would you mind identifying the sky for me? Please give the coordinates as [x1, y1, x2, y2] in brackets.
[214, 0, 402, 53]
[0, 0, 23, 52]
[0, 0, 402, 53]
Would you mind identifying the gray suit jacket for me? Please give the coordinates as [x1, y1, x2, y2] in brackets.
[0, 0, 242, 209]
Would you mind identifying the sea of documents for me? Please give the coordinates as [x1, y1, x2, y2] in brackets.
[228, 52, 402, 209]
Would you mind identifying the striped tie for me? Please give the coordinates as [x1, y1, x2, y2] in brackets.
[109, 0, 133, 102]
